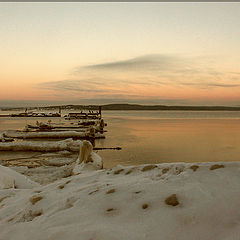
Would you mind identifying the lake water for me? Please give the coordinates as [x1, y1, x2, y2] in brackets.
[1, 110, 240, 168]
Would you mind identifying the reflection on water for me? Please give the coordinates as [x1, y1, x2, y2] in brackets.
[96, 111, 240, 167]
[1, 110, 240, 168]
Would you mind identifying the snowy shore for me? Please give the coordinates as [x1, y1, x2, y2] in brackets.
[0, 161, 239, 240]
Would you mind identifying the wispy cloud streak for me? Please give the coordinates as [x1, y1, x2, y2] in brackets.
[36, 54, 240, 104]
[83, 54, 180, 72]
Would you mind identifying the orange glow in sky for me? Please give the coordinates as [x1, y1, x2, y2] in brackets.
[0, 3, 240, 106]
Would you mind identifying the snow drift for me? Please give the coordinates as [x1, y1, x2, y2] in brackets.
[0, 165, 40, 189]
[0, 161, 239, 240]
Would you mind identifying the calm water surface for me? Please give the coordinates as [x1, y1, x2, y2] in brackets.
[1, 110, 240, 168]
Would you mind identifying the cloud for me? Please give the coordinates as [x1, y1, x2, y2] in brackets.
[39, 80, 106, 93]
[77, 54, 238, 87]
[37, 78, 135, 96]
[80, 54, 224, 78]
[206, 83, 240, 88]
[176, 81, 240, 88]
[229, 72, 240, 75]
[35, 54, 240, 106]
[81, 54, 183, 72]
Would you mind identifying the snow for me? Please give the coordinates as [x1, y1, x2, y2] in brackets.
[3, 130, 105, 139]
[73, 140, 103, 174]
[0, 138, 83, 152]
[0, 161, 239, 240]
[0, 165, 40, 189]
[0, 139, 103, 185]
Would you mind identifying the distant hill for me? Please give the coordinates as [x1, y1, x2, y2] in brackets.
[2, 103, 240, 111]
[100, 104, 240, 111]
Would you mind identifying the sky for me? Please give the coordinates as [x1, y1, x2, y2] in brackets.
[0, 2, 240, 107]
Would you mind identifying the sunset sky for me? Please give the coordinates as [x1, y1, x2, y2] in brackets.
[0, 2, 240, 107]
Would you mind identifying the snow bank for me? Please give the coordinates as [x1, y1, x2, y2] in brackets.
[3, 130, 105, 139]
[0, 162, 239, 240]
[0, 165, 40, 189]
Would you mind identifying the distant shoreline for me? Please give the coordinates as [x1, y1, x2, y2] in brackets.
[1, 103, 240, 111]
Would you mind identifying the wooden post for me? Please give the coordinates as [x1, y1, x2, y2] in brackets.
[99, 106, 102, 119]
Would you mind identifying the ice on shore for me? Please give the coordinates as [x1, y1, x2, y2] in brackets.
[73, 140, 103, 174]
[3, 130, 105, 139]
[0, 161, 239, 240]
[0, 132, 13, 142]
[0, 139, 103, 184]
[0, 138, 83, 152]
